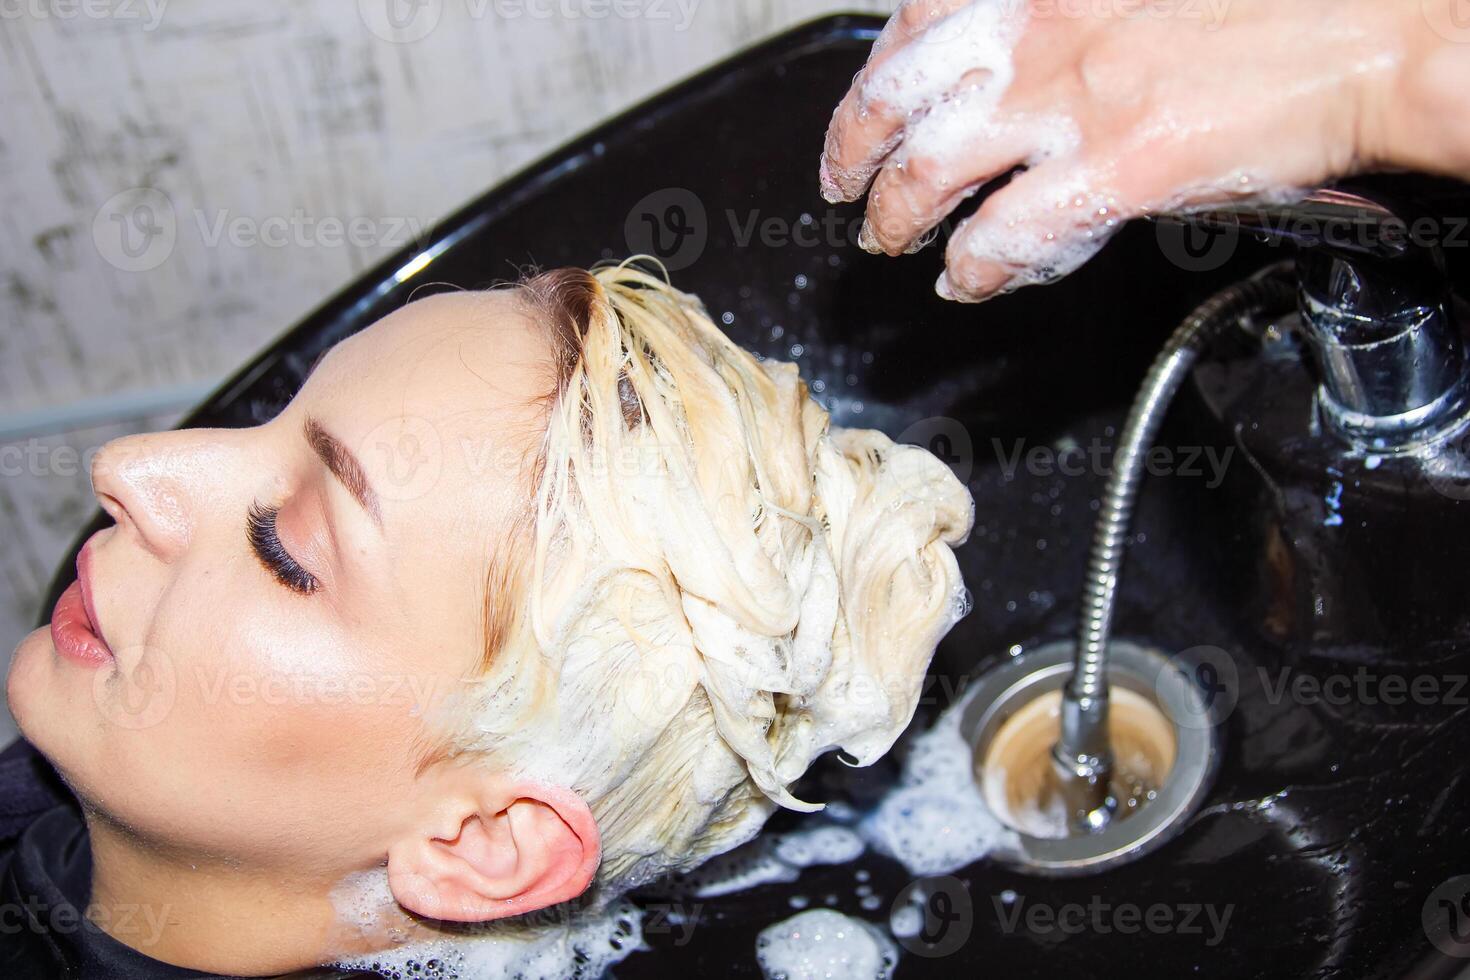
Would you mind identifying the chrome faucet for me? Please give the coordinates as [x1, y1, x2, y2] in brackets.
[1051, 185, 1470, 833]
[1168, 187, 1470, 450]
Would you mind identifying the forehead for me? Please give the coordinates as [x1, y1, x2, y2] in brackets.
[316, 290, 552, 411]
[301, 289, 554, 537]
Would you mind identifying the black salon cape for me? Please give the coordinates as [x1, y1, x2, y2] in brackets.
[0, 738, 379, 980]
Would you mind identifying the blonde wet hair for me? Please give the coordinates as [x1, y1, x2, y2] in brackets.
[444, 261, 973, 900]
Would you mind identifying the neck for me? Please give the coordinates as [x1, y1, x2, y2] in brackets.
[83, 811, 420, 976]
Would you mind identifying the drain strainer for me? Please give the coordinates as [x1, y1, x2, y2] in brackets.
[961, 640, 1219, 875]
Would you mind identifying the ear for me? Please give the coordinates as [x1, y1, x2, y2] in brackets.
[386, 781, 601, 923]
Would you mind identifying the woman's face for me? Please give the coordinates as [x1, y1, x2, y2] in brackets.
[7, 290, 554, 880]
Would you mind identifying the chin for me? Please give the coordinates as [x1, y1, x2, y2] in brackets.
[5, 628, 95, 798]
[5, 627, 53, 745]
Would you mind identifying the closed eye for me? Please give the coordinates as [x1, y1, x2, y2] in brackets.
[247, 501, 320, 596]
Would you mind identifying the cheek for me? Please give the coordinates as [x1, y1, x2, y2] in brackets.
[83, 564, 436, 846]
[148, 593, 427, 791]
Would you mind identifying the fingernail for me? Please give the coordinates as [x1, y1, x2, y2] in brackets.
[937, 269, 1004, 304]
[858, 220, 882, 254]
[935, 271, 956, 300]
[818, 158, 845, 204]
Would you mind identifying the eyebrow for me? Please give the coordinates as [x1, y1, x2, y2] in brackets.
[304, 416, 383, 528]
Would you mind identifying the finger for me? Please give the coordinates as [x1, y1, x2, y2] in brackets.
[938, 158, 1131, 303]
[821, 0, 977, 203]
[873, 0, 978, 54]
[935, 137, 1274, 300]
[860, 99, 1080, 255]
[820, 0, 1018, 203]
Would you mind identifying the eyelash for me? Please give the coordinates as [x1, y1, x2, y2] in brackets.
[246, 501, 320, 596]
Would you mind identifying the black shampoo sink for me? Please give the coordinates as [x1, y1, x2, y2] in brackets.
[41, 14, 1470, 979]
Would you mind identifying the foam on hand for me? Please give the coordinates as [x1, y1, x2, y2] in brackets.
[823, 0, 1030, 203]
[862, 0, 1027, 120]
[858, 1, 1118, 290]
[848, 1, 1309, 298]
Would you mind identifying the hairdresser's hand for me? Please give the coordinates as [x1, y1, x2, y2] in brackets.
[821, 0, 1466, 302]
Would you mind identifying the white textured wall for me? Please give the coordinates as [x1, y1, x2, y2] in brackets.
[0, 0, 893, 743]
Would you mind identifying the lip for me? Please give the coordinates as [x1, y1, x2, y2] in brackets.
[49, 540, 116, 669]
[77, 541, 105, 641]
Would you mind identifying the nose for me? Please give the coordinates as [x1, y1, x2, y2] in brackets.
[91, 428, 243, 562]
